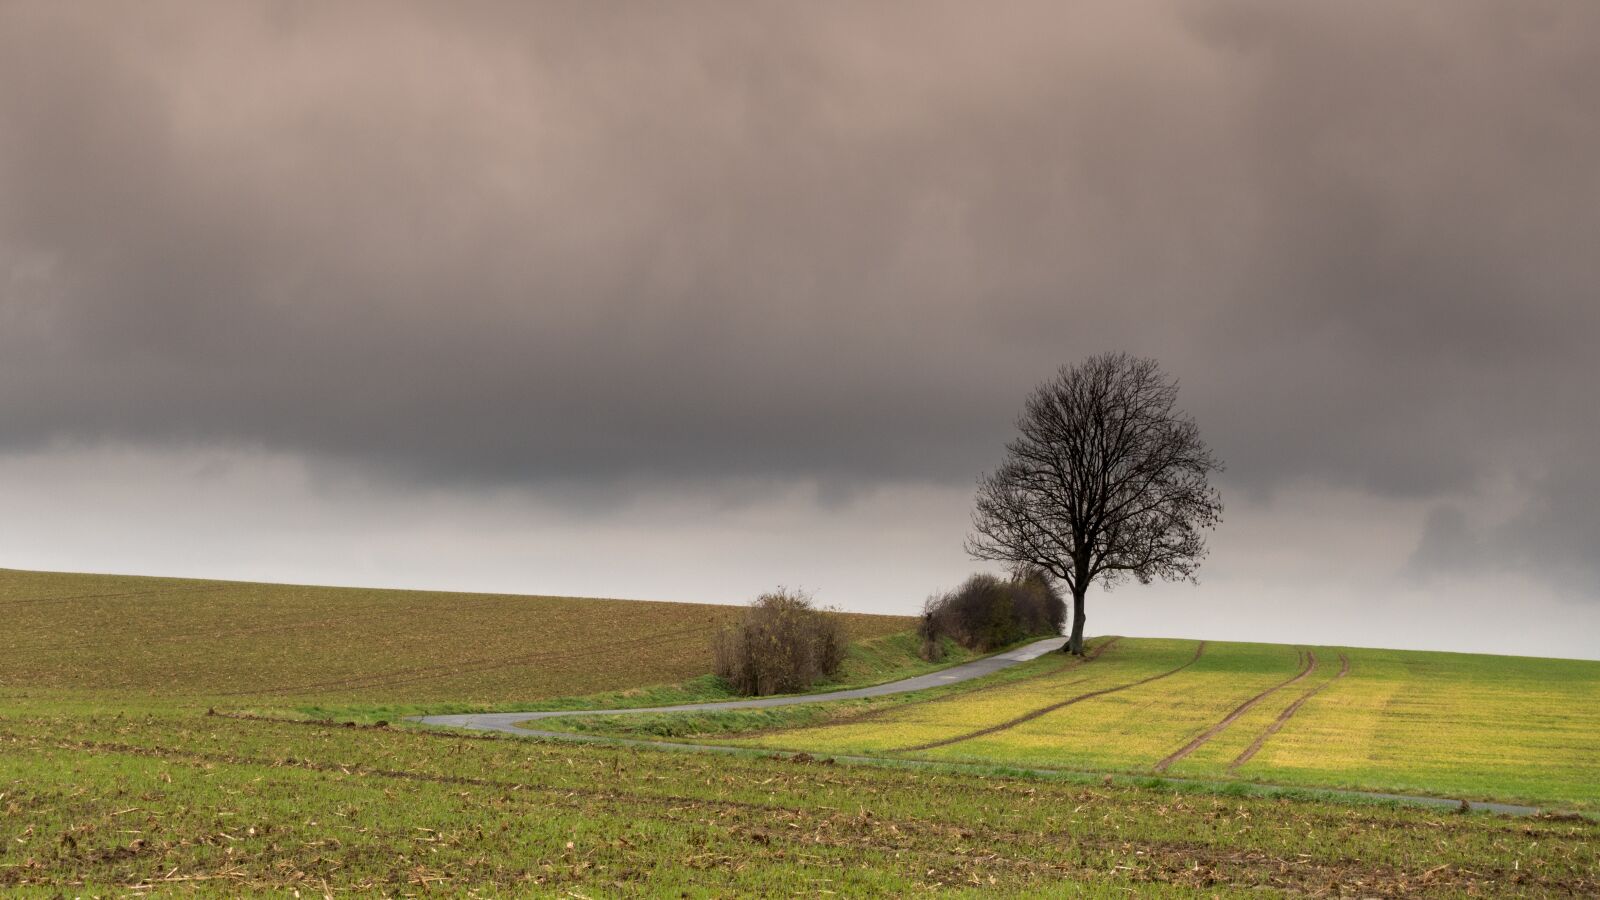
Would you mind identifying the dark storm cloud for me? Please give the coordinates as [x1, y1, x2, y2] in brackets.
[1, 2, 1598, 586]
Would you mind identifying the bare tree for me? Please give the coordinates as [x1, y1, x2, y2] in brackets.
[967, 354, 1223, 655]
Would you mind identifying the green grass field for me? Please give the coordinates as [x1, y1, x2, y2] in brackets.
[3, 701, 1596, 896]
[711, 638, 1600, 813]
[4, 568, 1598, 895]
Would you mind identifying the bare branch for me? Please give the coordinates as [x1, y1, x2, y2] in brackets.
[967, 353, 1223, 654]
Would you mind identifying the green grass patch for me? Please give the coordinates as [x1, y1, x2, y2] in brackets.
[2, 697, 1594, 896]
[527, 636, 1111, 742]
[306, 631, 993, 724]
[740, 637, 1600, 813]
[528, 703, 868, 738]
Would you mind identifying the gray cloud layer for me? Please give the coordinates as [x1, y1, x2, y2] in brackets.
[2, 2, 1598, 596]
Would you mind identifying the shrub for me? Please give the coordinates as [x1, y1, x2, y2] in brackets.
[712, 588, 846, 696]
[919, 568, 1065, 655]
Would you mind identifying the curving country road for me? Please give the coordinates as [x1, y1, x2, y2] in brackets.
[407, 635, 1546, 816]
[410, 635, 1068, 735]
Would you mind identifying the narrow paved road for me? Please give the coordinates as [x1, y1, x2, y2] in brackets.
[407, 634, 1547, 816]
[410, 636, 1067, 734]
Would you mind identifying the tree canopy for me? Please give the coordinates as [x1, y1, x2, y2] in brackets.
[968, 353, 1223, 654]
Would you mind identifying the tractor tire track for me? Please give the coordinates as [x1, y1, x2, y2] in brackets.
[11, 593, 524, 656]
[211, 622, 723, 697]
[0, 729, 787, 816]
[897, 640, 1207, 753]
[1152, 648, 1318, 773]
[1228, 652, 1351, 771]
[781, 636, 1124, 735]
[0, 584, 223, 609]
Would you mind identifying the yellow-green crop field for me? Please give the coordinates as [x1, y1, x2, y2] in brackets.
[732, 637, 1600, 813]
[6, 705, 1596, 896]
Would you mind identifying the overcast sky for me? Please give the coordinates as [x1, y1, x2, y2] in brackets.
[3, 1, 1597, 659]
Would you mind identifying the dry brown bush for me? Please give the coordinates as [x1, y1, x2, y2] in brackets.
[712, 588, 846, 696]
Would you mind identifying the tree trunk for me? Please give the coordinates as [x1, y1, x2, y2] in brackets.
[1066, 586, 1087, 655]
